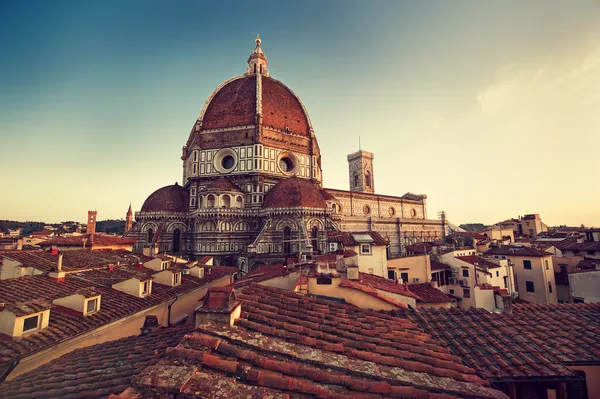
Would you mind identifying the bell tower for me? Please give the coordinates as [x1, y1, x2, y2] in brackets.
[125, 203, 133, 233]
[87, 210, 97, 235]
[347, 150, 375, 194]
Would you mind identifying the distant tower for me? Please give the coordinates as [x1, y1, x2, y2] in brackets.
[87, 210, 97, 235]
[347, 150, 375, 193]
[246, 35, 269, 76]
[125, 204, 133, 233]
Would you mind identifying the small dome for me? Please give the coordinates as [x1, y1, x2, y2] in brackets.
[263, 177, 326, 209]
[141, 184, 189, 213]
[206, 177, 243, 192]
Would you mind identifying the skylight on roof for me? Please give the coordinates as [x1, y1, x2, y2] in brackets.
[352, 234, 373, 243]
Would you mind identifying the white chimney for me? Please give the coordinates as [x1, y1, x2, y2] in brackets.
[57, 252, 63, 272]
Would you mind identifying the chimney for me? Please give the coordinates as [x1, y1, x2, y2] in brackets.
[347, 266, 359, 280]
[140, 315, 159, 336]
[502, 296, 513, 314]
[50, 246, 58, 255]
[57, 252, 63, 272]
[195, 286, 241, 327]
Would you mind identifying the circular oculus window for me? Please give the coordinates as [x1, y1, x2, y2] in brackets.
[389, 207, 396, 217]
[214, 148, 238, 173]
[410, 208, 417, 218]
[277, 152, 298, 175]
[363, 205, 371, 215]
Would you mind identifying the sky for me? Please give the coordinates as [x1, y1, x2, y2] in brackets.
[1, 1, 599, 226]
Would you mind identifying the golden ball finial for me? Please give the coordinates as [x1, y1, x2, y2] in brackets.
[256, 34, 261, 45]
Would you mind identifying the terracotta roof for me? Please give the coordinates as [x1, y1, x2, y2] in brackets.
[262, 176, 326, 209]
[431, 259, 451, 271]
[140, 183, 189, 213]
[38, 234, 136, 248]
[114, 284, 505, 398]
[234, 263, 295, 288]
[206, 177, 243, 192]
[575, 258, 600, 270]
[200, 75, 310, 136]
[30, 231, 53, 237]
[320, 188, 337, 201]
[0, 266, 236, 370]
[397, 307, 579, 382]
[485, 246, 552, 258]
[0, 325, 193, 399]
[201, 76, 257, 130]
[318, 249, 357, 262]
[407, 283, 455, 304]
[0, 249, 147, 273]
[405, 242, 435, 254]
[560, 240, 600, 251]
[356, 273, 421, 299]
[262, 76, 310, 135]
[456, 256, 502, 269]
[338, 279, 408, 308]
[327, 231, 388, 246]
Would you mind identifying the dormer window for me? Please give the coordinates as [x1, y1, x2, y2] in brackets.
[142, 281, 151, 297]
[23, 315, 41, 332]
[86, 298, 99, 314]
[161, 261, 169, 271]
[173, 272, 181, 286]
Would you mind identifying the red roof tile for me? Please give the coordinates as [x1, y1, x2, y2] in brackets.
[338, 279, 408, 308]
[485, 246, 552, 258]
[201, 75, 257, 130]
[140, 183, 189, 213]
[205, 177, 243, 192]
[407, 283, 455, 304]
[112, 284, 506, 398]
[262, 76, 310, 135]
[262, 176, 326, 209]
[0, 325, 192, 399]
[327, 231, 388, 246]
[357, 273, 420, 299]
[38, 234, 136, 248]
[456, 256, 502, 269]
[0, 266, 236, 370]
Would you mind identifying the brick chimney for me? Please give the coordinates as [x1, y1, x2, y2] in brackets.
[195, 286, 241, 327]
[49, 251, 66, 281]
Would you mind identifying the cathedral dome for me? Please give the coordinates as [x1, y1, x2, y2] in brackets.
[141, 183, 189, 213]
[200, 75, 310, 136]
[263, 177, 326, 209]
[197, 37, 311, 137]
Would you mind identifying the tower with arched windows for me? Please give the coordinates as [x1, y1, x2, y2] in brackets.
[347, 150, 375, 194]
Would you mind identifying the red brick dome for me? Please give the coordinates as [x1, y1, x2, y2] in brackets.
[263, 177, 326, 209]
[200, 75, 310, 136]
[141, 184, 189, 213]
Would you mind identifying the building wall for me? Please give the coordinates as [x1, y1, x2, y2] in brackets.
[387, 255, 431, 283]
[306, 277, 407, 310]
[5, 273, 232, 381]
[569, 365, 600, 399]
[355, 244, 387, 277]
[568, 270, 600, 303]
[506, 255, 557, 304]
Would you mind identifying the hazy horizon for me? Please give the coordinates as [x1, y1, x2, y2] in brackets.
[1, 1, 599, 227]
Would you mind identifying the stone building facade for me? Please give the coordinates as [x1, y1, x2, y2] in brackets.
[127, 37, 446, 271]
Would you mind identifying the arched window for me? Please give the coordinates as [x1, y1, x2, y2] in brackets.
[365, 170, 372, 188]
[259, 64, 263, 74]
[202, 221, 216, 231]
[207, 194, 215, 208]
[235, 196, 243, 208]
[221, 222, 232, 231]
[222, 195, 231, 208]
[283, 226, 292, 255]
[332, 204, 337, 213]
[198, 196, 204, 208]
[147, 229, 154, 244]
[172, 229, 181, 253]
[311, 226, 319, 254]
[354, 173, 359, 188]
[253, 64, 257, 74]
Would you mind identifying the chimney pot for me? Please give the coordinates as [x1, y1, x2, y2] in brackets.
[57, 252, 63, 272]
